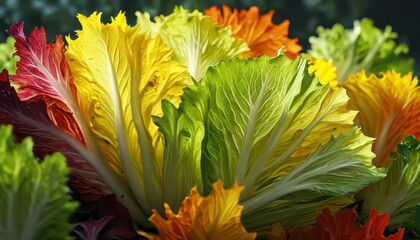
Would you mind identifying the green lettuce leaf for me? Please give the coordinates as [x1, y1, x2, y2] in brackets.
[171, 54, 386, 233]
[136, 6, 249, 81]
[0, 125, 78, 240]
[153, 99, 205, 209]
[0, 37, 18, 74]
[361, 135, 420, 229]
[308, 18, 413, 82]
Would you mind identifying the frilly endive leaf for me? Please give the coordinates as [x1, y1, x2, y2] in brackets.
[66, 11, 191, 224]
[308, 18, 413, 82]
[180, 55, 385, 233]
[0, 125, 78, 240]
[136, 6, 249, 80]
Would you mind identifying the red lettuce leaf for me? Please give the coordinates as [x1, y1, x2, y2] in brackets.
[352, 209, 405, 240]
[0, 72, 109, 200]
[8, 22, 85, 144]
[289, 208, 405, 240]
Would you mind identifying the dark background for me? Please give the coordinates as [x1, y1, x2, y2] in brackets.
[1, 0, 419, 74]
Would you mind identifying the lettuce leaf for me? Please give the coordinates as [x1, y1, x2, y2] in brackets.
[341, 71, 420, 167]
[153, 99, 205, 209]
[65, 12, 192, 225]
[136, 6, 249, 80]
[0, 72, 110, 201]
[1, 27, 143, 225]
[0, 125, 78, 240]
[8, 22, 86, 144]
[361, 135, 420, 228]
[3, 12, 193, 227]
[308, 18, 413, 82]
[173, 54, 386, 232]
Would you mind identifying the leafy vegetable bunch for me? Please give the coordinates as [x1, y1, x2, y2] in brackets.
[0, 4, 419, 240]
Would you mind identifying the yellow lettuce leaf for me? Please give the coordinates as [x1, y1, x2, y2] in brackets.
[65, 11, 191, 224]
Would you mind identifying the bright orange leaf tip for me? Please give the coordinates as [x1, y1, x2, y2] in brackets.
[204, 5, 302, 59]
[139, 180, 256, 240]
[341, 70, 420, 167]
[271, 208, 405, 240]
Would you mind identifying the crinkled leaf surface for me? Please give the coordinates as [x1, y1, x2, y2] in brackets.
[136, 6, 249, 80]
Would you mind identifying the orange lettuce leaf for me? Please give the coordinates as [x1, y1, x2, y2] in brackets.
[287, 208, 404, 240]
[140, 180, 256, 240]
[205, 5, 302, 59]
[341, 70, 420, 167]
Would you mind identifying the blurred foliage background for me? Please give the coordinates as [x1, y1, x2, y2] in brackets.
[1, 0, 419, 75]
